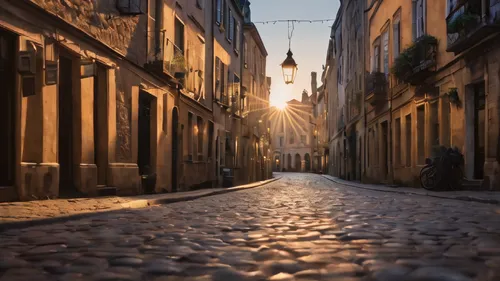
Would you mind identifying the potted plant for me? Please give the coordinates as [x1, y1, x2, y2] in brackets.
[447, 87, 462, 107]
[447, 12, 479, 34]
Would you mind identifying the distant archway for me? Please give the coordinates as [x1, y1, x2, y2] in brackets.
[295, 153, 301, 172]
[287, 154, 292, 171]
[305, 153, 311, 172]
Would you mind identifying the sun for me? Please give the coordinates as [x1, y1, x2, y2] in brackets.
[273, 100, 288, 110]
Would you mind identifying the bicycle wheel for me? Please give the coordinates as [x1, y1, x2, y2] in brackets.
[420, 164, 440, 190]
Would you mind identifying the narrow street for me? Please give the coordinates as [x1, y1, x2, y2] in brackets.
[1, 173, 500, 281]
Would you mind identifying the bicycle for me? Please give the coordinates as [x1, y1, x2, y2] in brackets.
[420, 146, 464, 191]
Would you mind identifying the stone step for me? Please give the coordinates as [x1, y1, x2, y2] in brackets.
[461, 179, 486, 190]
[97, 186, 117, 196]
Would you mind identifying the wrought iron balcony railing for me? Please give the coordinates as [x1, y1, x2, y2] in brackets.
[446, 0, 500, 54]
[365, 72, 387, 105]
[391, 35, 438, 85]
[147, 35, 186, 80]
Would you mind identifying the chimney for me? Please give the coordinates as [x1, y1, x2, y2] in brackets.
[311, 72, 318, 96]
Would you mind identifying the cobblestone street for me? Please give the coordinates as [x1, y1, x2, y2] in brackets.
[2, 173, 500, 281]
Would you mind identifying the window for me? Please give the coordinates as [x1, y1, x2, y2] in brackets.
[417, 105, 425, 164]
[188, 112, 194, 160]
[301, 135, 307, 144]
[279, 137, 284, 147]
[405, 114, 412, 167]
[395, 118, 401, 166]
[382, 29, 389, 76]
[215, 57, 221, 100]
[244, 41, 248, 67]
[393, 12, 401, 61]
[222, 0, 227, 27]
[216, 0, 222, 24]
[197, 116, 204, 160]
[412, 0, 425, 40]
[234, 22, 240, 53]
[174, 17, 185, 53]
[230, 16, 235, 42]
[280, 119, 284, 133]
[227, 9, 233, 40]
[373, 43, 380, 72]
[116, 0, 142, 15]
[289, 133, 294, 144]
[220, 62, 226, 102]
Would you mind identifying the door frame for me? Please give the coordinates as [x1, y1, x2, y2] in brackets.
[465, 82, 486, 180]
[172, 106, 179, 192]
[0, 29, 17, 188]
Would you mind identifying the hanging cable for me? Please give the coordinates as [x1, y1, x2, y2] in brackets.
[287, 20, 295, 49]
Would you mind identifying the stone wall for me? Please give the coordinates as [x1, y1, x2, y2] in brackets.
[29, 0, 147, 65]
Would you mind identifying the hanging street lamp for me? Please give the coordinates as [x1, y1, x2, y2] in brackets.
[281, 49, 298, 85]
[281, 21, 298, 85]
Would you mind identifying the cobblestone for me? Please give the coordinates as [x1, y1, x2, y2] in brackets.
[1, 173, 500, 280]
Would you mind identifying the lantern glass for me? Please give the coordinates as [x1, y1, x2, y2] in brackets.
[280, 49, 298, 85]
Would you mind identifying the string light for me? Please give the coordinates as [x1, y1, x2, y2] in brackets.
[253, 19, 334, 25]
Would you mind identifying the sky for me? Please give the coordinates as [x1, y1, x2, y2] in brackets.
[249, 0, 340, 108]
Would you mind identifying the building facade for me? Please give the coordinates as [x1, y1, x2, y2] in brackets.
[311, 72, 329, 173]
[238, 9, 273, 185]
[271, 94, 314, 173]
[0, 0, 271, 202]
[327, 0, 500, 190]
[328, 0, 366, 181]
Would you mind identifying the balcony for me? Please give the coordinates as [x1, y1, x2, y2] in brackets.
[391, 35, 438, 85]
[146, 36, 186, 83]
[365, 72, 387, 105]
[446, 0, 500, 54]
[231, 93, 242, 117]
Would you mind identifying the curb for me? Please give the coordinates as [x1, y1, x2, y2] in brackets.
[321, 175, 500, 205]
[0, 177, 281, 232]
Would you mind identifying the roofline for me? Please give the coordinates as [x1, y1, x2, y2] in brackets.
[244, 22, 268, 56]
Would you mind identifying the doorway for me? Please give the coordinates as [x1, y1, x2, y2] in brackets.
[171, 107, 179, 192]
[0, 30, 16, 187]
[294, 154, 301, 172]
[138, 91, 155, 193]
[473, 83, 485, 179]
[304, 153, 311, 172]
[94, 64, 108, 188]
[58, 55, 76, 196]
[381, 121, 389, 180]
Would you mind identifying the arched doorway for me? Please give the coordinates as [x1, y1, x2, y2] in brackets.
[287, 154, 292, 171]
[305, 153, 311, 172]
[171, 107, 179, 192]
[295, 154, 301, 172]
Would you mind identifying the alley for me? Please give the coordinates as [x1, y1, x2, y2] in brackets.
[1, 173, 500, 281]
